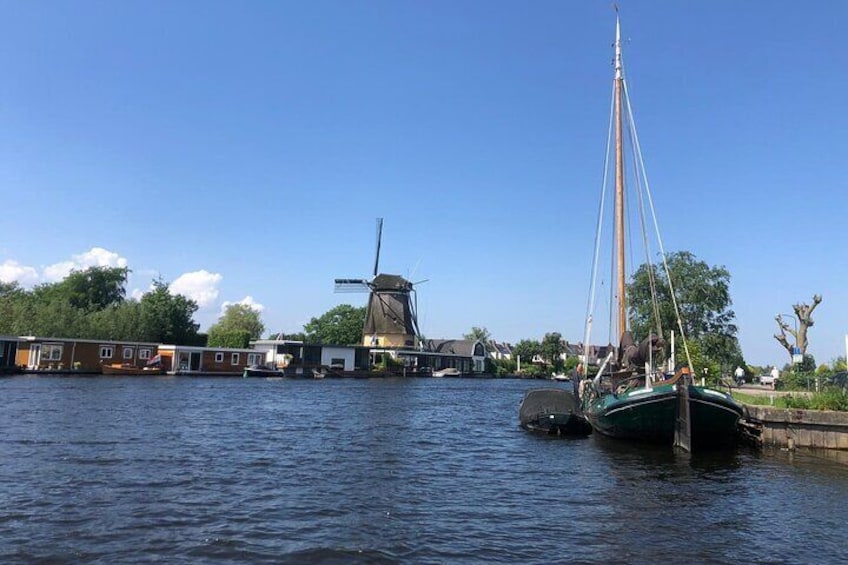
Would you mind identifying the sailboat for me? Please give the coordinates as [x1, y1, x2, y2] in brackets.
[578, 13, 742, 451]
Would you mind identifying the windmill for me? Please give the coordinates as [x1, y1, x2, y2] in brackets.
[334, 218, 424, 349]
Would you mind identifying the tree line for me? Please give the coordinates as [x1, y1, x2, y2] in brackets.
[0, 267, 202, 345]
[4, 252, 821, 384]
[0, 266, 362, 349]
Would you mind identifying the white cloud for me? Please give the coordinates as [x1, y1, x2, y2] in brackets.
[43, 247, 128, 282]
[130, 288, 146, 300]
[220, 295, 265, 315]
[0, 260, 40, 286]
[170, 270, 222, 308]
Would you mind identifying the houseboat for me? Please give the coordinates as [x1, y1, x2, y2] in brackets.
[156, 344, 264, 376]
[16, 336, 159, 374]
[249, 339, 371, 377]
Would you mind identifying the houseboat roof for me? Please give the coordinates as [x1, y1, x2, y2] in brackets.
[250, 339, 306, 346]
[157, 344, 257, 353]
[17, 336, 159, 346]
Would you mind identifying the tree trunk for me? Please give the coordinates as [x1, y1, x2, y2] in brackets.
[774, 294, 822, 358]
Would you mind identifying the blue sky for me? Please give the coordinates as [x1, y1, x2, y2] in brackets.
[1, 1, 845, 367]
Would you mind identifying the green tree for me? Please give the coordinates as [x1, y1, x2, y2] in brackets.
[60, 266, 129, 311]
[629, 251, 741, 369]
[138, 280, 200, 344]
[540, 332, 565, 371]
[207, 304, 265, 348]
[207, 328, 252, 349]
[303, 304, 366, 345]
[86, 301, 143, 341]
[512, 339, 541, 367]
[34, 299, 90, 338]
[0, 282, 26, 334]
[463, 327, 491, 352]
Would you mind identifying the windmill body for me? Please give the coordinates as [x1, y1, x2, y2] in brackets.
[334, 219, 422, 349]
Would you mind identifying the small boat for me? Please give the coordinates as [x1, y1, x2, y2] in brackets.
[519, 388, 592, 436]
[578, 14, 742, 451]
[552, 373, 570, 382]
[243, 365, 285, 378]
[433, 367, 461, 377]
[101, 364, 164, 376]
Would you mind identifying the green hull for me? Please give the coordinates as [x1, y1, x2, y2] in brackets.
[583, 384, 742, 447]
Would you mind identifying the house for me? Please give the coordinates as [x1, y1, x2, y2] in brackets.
[249, 339, 371, 374]
[157, 344, 262, 376]
[488, 341, 513, 360]
[584, 343, 614, 366]
[15, 336, 159, 373]
[419, 339, 487, 373]
[554, 341, 584, 365]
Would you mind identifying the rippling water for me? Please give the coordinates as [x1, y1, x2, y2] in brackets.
[1, 375, 846, 564]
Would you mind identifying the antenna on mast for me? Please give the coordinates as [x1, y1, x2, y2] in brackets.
[614, 9, 623, 80]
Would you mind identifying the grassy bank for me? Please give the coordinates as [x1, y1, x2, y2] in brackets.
[732, 389, 848, 411]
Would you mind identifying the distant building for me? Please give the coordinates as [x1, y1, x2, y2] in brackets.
[488, 341, 513, 360]
[420, 339, 487, 373]
[249, 339, 371, 373]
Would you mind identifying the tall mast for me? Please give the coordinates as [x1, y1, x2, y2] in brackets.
[613, 13, 627, 337]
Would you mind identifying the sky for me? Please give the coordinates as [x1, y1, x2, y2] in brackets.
[1, 1, 846, 367]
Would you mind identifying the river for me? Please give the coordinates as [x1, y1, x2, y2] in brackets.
[1, 375, 845, 563]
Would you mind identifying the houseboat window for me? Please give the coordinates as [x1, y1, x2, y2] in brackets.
[231, 353, 240, 365]
[99, 346, 113, 359]
[247, 353, 263, 365]
[122, 347, 134, 360]
[43, 344, 63, 361]
[139, 349, 151, 360]
[215, 352, 224, 363]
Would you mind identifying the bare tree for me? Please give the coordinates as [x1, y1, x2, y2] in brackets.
[774, 294, 822, 358]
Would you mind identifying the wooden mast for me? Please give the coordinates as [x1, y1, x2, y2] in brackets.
[613, 13, 627, 338]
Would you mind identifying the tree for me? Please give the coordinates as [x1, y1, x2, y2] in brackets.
[60, 266, 129, 311]
[540, 332, 565, 371]
[628, 251, 741, 369]
[207, 328, 252, 349]
[0, 282, 26, 334]
[207, 303, 265, 348]
[303, 304, 366, 345]
[463, 327, 491, 353]
[138, 279, 200, 344]
[774, 294, 822, 359]
[512, 339, 541, 366]
[86, 301, 143, 341]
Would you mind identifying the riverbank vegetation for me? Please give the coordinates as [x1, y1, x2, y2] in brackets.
[733, 389, 848, 412]
[0, 267, 203, 344]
